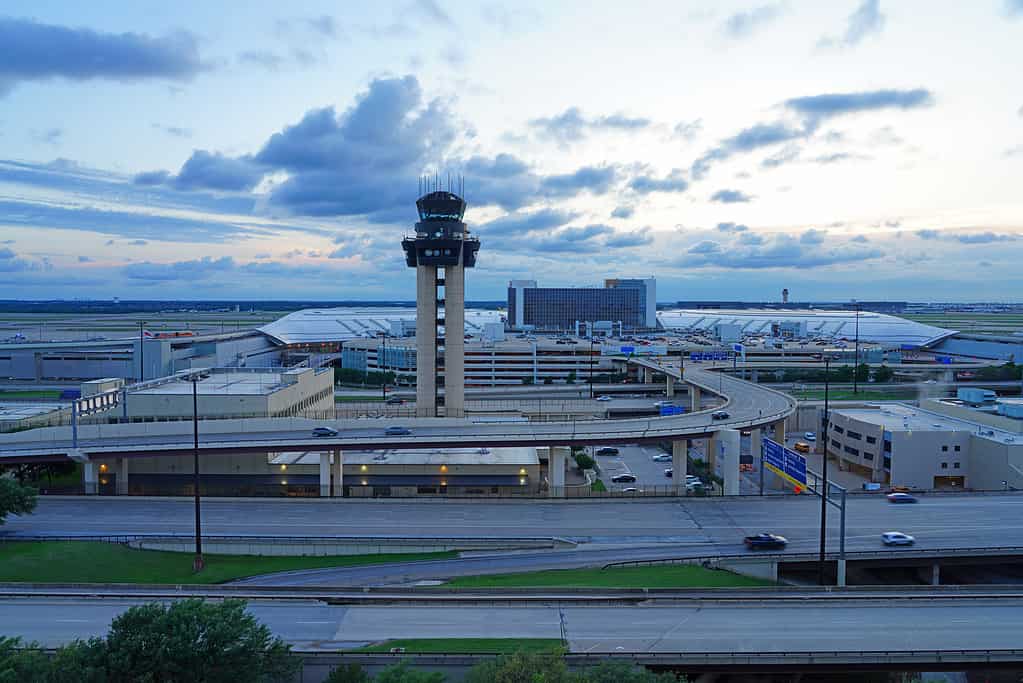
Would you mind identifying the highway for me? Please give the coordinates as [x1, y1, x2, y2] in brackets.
[7, 494, 1023, 585]
[4, 596, 1022, 653]
[0, 367, 795, 461]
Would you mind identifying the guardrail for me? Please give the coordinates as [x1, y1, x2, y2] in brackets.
[0, 533, 572, 548]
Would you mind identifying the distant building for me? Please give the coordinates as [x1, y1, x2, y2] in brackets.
[507, 277, 656, 331]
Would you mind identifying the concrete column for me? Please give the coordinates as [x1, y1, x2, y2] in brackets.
[706, 434, 717, 475]
[445, 262, 466, 418]
[773, 421, 785, 444]
[672, 440, 687, 495]
[548, 446, 568, 497]
[332, 449, 344, 497]
[666, 375, 675, 398]
[716, 429, 741, 496]
[84, 461, 98, 495]
[319, 452, 331, 497]
[117, 458, 129, 496]
[643, 367, 653, 384]
[415, 266, 438, 417]
[690, 385, 702, 413]
[931, 563, 941, 586]
[750, 429, 762, 460]
[751, 369, 759, 383]
[837, 559, 847, 587]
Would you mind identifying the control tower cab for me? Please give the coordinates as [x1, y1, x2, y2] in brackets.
[402, 189, 480, 418]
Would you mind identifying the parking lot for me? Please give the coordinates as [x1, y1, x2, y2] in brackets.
[590, 443, 682, 493]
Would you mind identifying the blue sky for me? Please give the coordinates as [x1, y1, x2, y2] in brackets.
[1, 0, 1022, 302]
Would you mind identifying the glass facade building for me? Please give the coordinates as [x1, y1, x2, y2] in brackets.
[507, 278, 656, 331]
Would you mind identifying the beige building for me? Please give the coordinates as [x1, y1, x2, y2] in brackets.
[827, 402, 1023, 490]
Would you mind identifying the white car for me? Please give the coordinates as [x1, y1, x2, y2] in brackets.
[596, 395, 612, 402]
[881, 531, 915, 546]
[652, 454, 672, 462]
[803, 432, 816, 442]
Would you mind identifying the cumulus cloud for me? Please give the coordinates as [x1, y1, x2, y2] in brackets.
[605, 227, 654, 248]
[678, 233, 882, 269]
[817, 0, 885, 49]
[0, 17, 204, 96]
[123, 256, 235, 281]
[477, 208, 578, 236]
[710, 189, 754, 204]
[716, 222, 749, 232]
[611, 205, 635, 219]
[721, 4, 784, 38]
[529, 107, 651, 143]
[916, 229, 940, 239]
[784, 88, 933, 126]
[0, 246, 53, 273]
[913, 229, 1018, 244]
[132, 169, 172, 186]
[541, 166, 617, 197]
[673, 119, 703, 141]
[174, 151, 264, 192]
[800, 228, 826, 244]
[629, 169, 688, 194]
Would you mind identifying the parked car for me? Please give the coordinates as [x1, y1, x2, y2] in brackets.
[621, 487, 641, 493]
[882, 531, 915, 546]
[312, 427, 339, 437]
[595, 447, 620, 456]
[803, 432, 816, 442]
[610, 474, 637, 484]
[793, 441, 811, 454]
[664, 468, 673, 478]
[652, 454, 672, 462]
[596, 395, 612, 402]
[743, 533, 788, 550]
[385, 426, 412, 436]
[887, 492, 918, 504]
[711, 411, 730, 421]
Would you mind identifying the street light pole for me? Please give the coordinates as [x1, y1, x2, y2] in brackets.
[381, 335, 387, 400]
[819, 356, 831, 585]
[190, 375, 204, 572]
[138, 321, 147, 382]
[852, 301, 860, 395]
[589, 339, 596, 398]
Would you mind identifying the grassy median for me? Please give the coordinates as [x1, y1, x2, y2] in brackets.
[353, 638, 564, 654]
[446, 564, 772, 589]
[0, 541, 456, 584]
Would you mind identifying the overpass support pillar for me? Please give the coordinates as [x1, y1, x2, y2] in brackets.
[332, 450, 344, 497]
[117, 458, 129, 496]
[751, 369, 759, 383]
[749, 428, 762, 464]
[672, 440, 687, 495]
[643, 367, 653, 384]
[666, 376, 675, 398]
[715, 429, 741, 496]
[931, 563, 941, 586]
[548, 446, 568, 498]
[83, 461, 98, 495]
[690, 385, 702, 413]
[773, 421, 785, 444]
[319, 453, 331, 497]
[837, 559, 847, 587]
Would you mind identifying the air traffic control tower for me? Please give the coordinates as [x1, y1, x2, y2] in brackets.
[402, 186, 480, 417]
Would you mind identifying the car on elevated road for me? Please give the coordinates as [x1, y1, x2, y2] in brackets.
[595, 395, 612, 402]
[882, 531, 916, 546]
[712, 410, 730, 421]
[311, 427, 339, 437]
[744, 533, 788, 550]
[887, 492, 918, 504]
[384, 426, 412, 436]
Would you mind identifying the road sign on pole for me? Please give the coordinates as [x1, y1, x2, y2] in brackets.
[762, 438, 807, 490]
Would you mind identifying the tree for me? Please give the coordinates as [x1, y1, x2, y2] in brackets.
[0, 637, 50, 683]
[872, 364, 894, 383]
[324, 663, 371, 683]
[375, 661, 446, 682]
[566, 370, 577, 384]
[465, 652, 572, 683]
[100, 599, 297, 682]
[855, 362, 870, 383]
[0, 478, 37, 526]
[573, 452, 596, 471]
[579, 660, 684, 681]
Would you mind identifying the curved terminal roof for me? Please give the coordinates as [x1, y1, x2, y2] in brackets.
[656, 309, 956, 347]
[259, 307, 503, 345]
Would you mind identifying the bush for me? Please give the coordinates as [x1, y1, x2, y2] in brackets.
[325, 663, 371, 683]
[573, 453, 596, 471]
[0, 478, 37, 526]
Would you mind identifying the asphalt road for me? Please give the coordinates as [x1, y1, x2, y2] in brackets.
[8, 494, 1023, 586]
[4, 597, 1022, 653]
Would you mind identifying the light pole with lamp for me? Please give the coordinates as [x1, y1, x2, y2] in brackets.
[137, 321, 148, 381]
[852, 300, 861, 395]
[589, 338, 598, 398]
[187, 370, 210, 572]
[380, 334, 388, 400]
[818, 355, 833, 585]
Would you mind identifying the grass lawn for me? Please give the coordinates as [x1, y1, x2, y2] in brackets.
[590, 479, 607, 492]
[0, 541, 456, 584]
[0, 390, 63, 400]
[446, 564, 772, 589]
[353, 639, 564, 654]
[789, 389, 918, 401]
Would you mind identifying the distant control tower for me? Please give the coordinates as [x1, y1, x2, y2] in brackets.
[402, 182, 480, 417]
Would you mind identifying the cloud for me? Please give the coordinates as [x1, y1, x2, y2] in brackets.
[721, 4, 784, 38]
[629, 169, 688, 194]
[0, 246, 52, 273]
[761, 143, 802, 168]
[817, 0, 885, 49]
[530, 107, 651, 143]
[716, 222, 749, 232]
[275, 15, 339, 38]
[611, 205, 635, 219]
[525, 224, 614, 253]
[477, 208, 578, 236]
[123, 256, 235, 281]
[1005, 0, 1023, 17]
[132, 169, 172, 186]
[673, 119, 703, 141]
[688, 240, 722, 255]
[710, 189, 754, 203]
[800, 228, 826, 244]
[32, 128, 63, 145]
[541, 166, 617, 197]
[693, 122, 805, 178]
[784, 88, 934, 125]
[604, 227, 654, 248]
[152, 123, 192, 138]
[678, 233, 882, 269]
[238, 50, 286, 70]
[480, 4, 542, 33]
[851, 234, 869, 243]
[954, 232, 1018, 244]
[173, 151, 264, 192]
[738, 231, 765, 245]
[0, 17, 204, 96]
[916, 229, 940, 239]
[78, 255, 93, 262]
[1004, 145, 1023, 159]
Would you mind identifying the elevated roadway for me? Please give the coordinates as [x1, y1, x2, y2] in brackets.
[0, 365, 795, 462]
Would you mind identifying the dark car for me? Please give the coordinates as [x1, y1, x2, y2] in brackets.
[595, 447, 620, 456]
[610, 474, 637, 484]
[312, 427, 339, 437]
[743, 533, 788, 550]
[385, 426, 412, 436]
[711, 411, 730, 421]
[385, 397, 404, 405]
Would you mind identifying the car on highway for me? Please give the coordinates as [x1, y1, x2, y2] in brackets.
[793, 441, 811, 454]
[384, 426, 412, 436]
[311, 427, 339, 437]
[711, 411, 730, 420]
[595, 395, 613, 402]
[803, 432, 816, 442]
[385, 397, 405, 405]
[654, 400, 675, 408]
[621, 487, 641, 494]
[887, 492, 918, 504]
[743, 533, 788, 550]
[652, 454, 672, 462]
[610, 474, 637, 484]
[595, 447, 620, 456]
[882, 531, 915, 546]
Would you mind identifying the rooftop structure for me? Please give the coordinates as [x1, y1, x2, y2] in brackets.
[658, 309, 954, 347]
[507, 277, 656, 331]
[258, 307, 502, 346]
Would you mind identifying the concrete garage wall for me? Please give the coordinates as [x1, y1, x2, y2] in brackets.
[889, 430, 970, 490]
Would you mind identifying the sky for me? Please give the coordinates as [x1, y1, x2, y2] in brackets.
[1, 0, 1022, 303]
